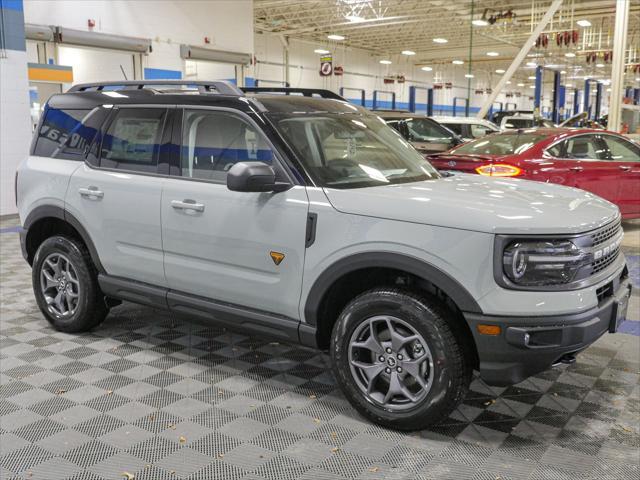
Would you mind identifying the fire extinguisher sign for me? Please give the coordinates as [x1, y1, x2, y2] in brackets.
[320, 55, 333, 76]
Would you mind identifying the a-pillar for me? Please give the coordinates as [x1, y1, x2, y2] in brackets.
[0, 0, 32, 216]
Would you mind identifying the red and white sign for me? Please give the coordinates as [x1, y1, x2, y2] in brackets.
[333, 65, 344, 76]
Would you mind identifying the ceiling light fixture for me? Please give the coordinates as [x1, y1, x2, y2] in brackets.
[506, 81, 512, 84]
[517, 82, 525, 87]
[452, 60, 464, 65]
[465, 73, 474, 78]
[345, 15, 364, 23]
[560, 70, 567, 74]
[526, 62, 537, 67]
[314, 49, 330, 54]
[528, 76, 536, 80]
[576, 19, 591, 27]
[327, 34, 345, 41]
[596, 63, 604, 68]
[486, 51, 499, 57]
[472, 19, 489, 26]
[401, 50, 416, 55]
[495, 69, 505, 73]
[433, 37, 448, 43]
[529, 85, 535, 89]
[565, 52, 576, 58]
[421, 66, 433, 71]
[379, 59, 392, 65]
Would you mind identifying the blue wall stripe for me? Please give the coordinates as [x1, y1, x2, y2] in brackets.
[0, 0, 23, 12]
[347, 98, 480, 115]
[144, 68, 182, 80]
[0, 1, 26, 51]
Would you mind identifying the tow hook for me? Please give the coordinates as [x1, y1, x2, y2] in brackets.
[552, 353, 577, 367]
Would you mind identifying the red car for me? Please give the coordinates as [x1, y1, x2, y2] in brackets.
[428, 128, 640, 219]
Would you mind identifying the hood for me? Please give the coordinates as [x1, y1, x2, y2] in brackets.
[323, 173, 619, 235]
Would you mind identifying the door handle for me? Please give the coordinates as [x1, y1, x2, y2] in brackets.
[171, 199, 205, 212]
[78, 187, 104, 199]
[569, 166, 583, 172]
[619, 165, 632, 171]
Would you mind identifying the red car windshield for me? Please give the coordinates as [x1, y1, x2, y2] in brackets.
[452, 132, 548, 156]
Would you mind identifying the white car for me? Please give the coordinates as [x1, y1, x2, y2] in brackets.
[500, 113, 556, 129]
[432, 116, 500, 142]
[17, 81, 631, 431]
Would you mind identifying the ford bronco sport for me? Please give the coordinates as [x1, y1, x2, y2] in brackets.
[17, 81, 632, 430]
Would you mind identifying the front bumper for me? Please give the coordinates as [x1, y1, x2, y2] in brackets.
[465, 271, 632, 386]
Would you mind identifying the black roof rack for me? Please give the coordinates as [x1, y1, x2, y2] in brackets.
[67, 80, 243, 96]
[241, 87, 346, 101]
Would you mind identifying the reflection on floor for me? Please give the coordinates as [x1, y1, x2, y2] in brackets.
[0, 217, 638, 480]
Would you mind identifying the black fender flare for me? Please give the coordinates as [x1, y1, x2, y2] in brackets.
[303, 251, 483, 326]
[23, 205, 105, 273]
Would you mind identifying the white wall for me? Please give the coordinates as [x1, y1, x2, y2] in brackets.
[251, 33, 534, 115]
[23, 0, 253, 80]
[1, 49, 32, 216]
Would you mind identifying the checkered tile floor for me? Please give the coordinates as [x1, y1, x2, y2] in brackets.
[1, 218, 639, 480]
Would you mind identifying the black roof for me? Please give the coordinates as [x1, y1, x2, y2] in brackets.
[48, 82, 369, 115]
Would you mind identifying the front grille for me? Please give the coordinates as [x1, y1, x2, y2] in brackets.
[588, 219, 622, 277]
[591, 219, 621, 247]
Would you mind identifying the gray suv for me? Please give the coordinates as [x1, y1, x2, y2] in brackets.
[16, 81, 631, 430]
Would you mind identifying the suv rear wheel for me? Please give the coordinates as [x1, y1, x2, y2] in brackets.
[32, 236, 108, 332]
[330, 288, 471, 430]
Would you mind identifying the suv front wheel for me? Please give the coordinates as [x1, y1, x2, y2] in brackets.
[331, 288, 471, 430]
[32, 236, 108, 332]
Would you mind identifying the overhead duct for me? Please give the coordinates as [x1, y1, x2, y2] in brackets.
[25, 24, 55, 42]
[56, 27, 151, 53]
[180, 44, 251, 65]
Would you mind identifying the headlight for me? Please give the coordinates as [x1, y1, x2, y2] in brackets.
[502, 240, 587, 286]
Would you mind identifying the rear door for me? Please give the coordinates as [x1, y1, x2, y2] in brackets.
[561, 134, 619, 205]
[65, 106, 169, 286]
[598, 134, 640, 217]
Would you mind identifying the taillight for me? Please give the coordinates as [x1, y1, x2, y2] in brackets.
[475, 163, 522, 177]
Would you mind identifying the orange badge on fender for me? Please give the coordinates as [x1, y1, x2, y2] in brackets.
[270, 251, 285, 266]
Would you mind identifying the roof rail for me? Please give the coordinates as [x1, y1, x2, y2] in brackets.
[241, 87, 346, 101]
[67, 80, 243, 96]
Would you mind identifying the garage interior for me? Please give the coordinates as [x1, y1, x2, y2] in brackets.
[1, 1, 639, 479]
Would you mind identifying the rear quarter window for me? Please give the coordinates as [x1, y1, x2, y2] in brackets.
[33, 108, 103, 160]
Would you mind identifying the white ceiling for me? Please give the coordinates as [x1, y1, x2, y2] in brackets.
[254, 0, 640, 85]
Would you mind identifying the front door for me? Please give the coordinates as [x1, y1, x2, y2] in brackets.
[160, 108, 309, 320]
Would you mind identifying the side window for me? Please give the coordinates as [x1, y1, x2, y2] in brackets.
[443, 123, 463, 136]
[600, 136, 640, 162]
[562, 136, 605, 160]
[546, 141, 564, 158]
[180, 110, 274, 182]
[34, 108, 92, 159]
[100, 108, 166, 172]
[470, 123, 491, 139]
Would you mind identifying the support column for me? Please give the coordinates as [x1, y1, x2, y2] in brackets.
[584, 80, 591, 119]
[595, 82, 602, 119]
[607, 0, 630, 132]
[552, 70, 561, 123]
[0, 0, 32, 216]
[534, 66, 543, 117]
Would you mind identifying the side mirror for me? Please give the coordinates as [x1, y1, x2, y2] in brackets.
[227, 162, 291, 193]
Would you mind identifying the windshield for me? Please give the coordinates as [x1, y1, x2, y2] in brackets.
[270, 113, 440, 189]
[386, 117, 454, 143]
[453, 132, 548, 155]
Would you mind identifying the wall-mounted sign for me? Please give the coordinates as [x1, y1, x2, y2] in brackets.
[333, 65, 344, 76]
[320, 56, 333, 76]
